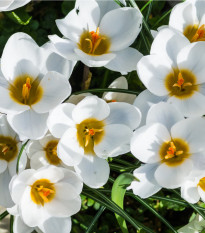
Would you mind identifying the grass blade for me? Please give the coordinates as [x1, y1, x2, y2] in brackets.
[0, 211, 9, 221]
[16, 139, 29, 174]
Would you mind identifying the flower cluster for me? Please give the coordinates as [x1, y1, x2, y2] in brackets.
[1, 0, 205, 232]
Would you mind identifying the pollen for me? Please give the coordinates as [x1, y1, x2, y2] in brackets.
[184, 24, 205, 42]
[78, 28, 110, 55]
[30, 179, 55, 206]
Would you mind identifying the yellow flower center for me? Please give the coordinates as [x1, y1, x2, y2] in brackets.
[0, 136, 18, 162]
[184, 24, 205, 42]
[44, 140, 61, 165]
[159, 138, 190, 166]
[76, 118, 105, 155]
[198, 177, 205, 191]
[78, 27, 110, 55]
[165, 69, 198, 99]
[30, 179, 55, 206]
[9, 75, 43, 106]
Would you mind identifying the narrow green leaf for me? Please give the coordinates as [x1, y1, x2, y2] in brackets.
[12, 12, 32, 25]
[10, 215, 14, 233]
[16, 140, 29, 174]
[0, 211, 9, 221]
[111, 173, 135, 233]
[85, 206, 106, 233]
[140, 0, 153, 13]
[145, 0, 153, 22]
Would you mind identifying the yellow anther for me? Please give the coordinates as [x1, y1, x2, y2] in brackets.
[84, 128, 103, 147]
[1, 146, 9, 155]
[191, 24, 205, 42]
[164, 141, 184, 160]
[173, 72, 192, 90]
[22, 78, 31, 103]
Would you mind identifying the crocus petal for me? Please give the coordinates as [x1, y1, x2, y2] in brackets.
[133, 89, 167, 127]
[154, 159, 193, 189]
[96, 0, 121, 19]
[105, 102, 141, 130]
[100, 7, 142, 51]
[195, 0, 205, 23]
[3, 0, 31, 12]
[94, 124, 132, 158]
[198, 186, 205, 203]
[55, 182, 79, 200]
[7, 109, 48, 140]
[1, 32, 43, 82]
[0, 170, 13, 208]
[48, 35, 78, 61]
[171, 117, 205, 153]
[58, 128, 84, 166]
[72, 96, 110, 124]
[26, 140, 43, 159]
[29, 151, 49, 169]
[0, 86, 30, 114]
[0, 0, 14, 10]
[32, 71, 71, 113]
[150, 27, 190, 67]
[0, 160, 7, 174]
[47, 103, 75, 138]
[74, 155, 109, 188]
[128, 163, 161, 198]
[146, 102, 184, 131]
[169, 0, 198, 34]
[104, 47, 143, 74]
[181, 179, 200, 204]
[131, 123, 171, 163]
[13, 215, 34, 233]
[74, 48, 116, 67]
[137, 54, 172, 96]
[0, 114, 17, 138]
[38, 217, 71, 233]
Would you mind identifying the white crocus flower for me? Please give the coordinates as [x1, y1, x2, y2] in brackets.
[0, 32, 72, 140]
[130, 102, 205, 192]
[68, 76, 136, 105]
[9, 166, 83, 230]
[137, 27, 205, 117]
[49, 0, 143, 74]
[26, 133, 71, 170]
[47, 95, 141, 188]
[169, 0, 205, 43]
[0, 0, 30, 12]
[0, 114, 27, 208]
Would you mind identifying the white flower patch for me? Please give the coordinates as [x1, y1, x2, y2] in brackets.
[0, 0, 30, 12]
[49, 0, 143, 74]
[48, 95, 141, 188]
[0, 32, 73, 140]
[9, 166, 83, 231]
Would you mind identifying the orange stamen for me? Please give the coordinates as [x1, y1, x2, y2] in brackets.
[191, 24, 205, 42]
[22, 78, 31, 103]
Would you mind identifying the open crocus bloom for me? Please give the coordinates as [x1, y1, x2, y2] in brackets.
[9, 166, 83, 229]
[49, 0, 143, 74]
[137, 27, 205, 117]
[169, 0, 205, 43]
[47, 95, 141, 188]
[130, 102, 205, 194]
[0, 32, 72, 140]
[0, 114, 27, 208]
[0, 0, 31, 12]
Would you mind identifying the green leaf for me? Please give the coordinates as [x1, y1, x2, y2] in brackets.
[16, 140, 29, 174]
[111, 173, 135, 233]
[0, 211, 9, 221]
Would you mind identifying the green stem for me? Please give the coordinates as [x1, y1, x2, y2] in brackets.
[10, 215, 14, 233]
[16, 140, 29, 174]
[85, 206, 106, 233]
[0, 211, 9, 220]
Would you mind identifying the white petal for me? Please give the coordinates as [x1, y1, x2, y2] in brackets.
[55, 182, 79, 200]
[0, 170, 13, 208]
[74, 155, 109, 188]
[137, 55, 172, 96]
[0, 0, 14, 10]
[0, 86, 29, 114]
[39, 134, 57, 147]
[105, 47, 143, 74]
[154, 159, 193, 188]
[105, 102, 141, 130]
[74, 48, 116, 67]
[181, 179, 200, 204]
[0, 160, 7, 174]
[7, 109, 48, 140]
[131, 123, 171, 163]
[58, 128, 84, 166]
[44, 196, 81, 218]
[128, 163, 161, 198]
[13, 215, 33, 233]
[177, 42, 205, 84]
[47, 103, 75, 138]
[48, 35, 78, 60]
[1, 33, 43, 82]
[66, 93, 93, 105]
[150, 27, 190, 67]
[146, 102, 184, 131]
[198, 186, 205, 203]
[191, 151, 205, 170]
[94, 124, 132, 158]
[168, 92, 205, 117]
[38, 217, 71, 233]
[3, 0, 31, 12]
[30, 151, 49, 169]
[195, 0, 205, 23]
[100, 7, 142, 51]
[32, 71, 71, 113]
[0, 114, 17, 138]
[72, 96, 110, 123]
[26, 140, 43, 159]
[169, 0, 198, 33]
[97, 0, 121, 19]
[171, 117, 205, 153]
[133, 89, 167, 127]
